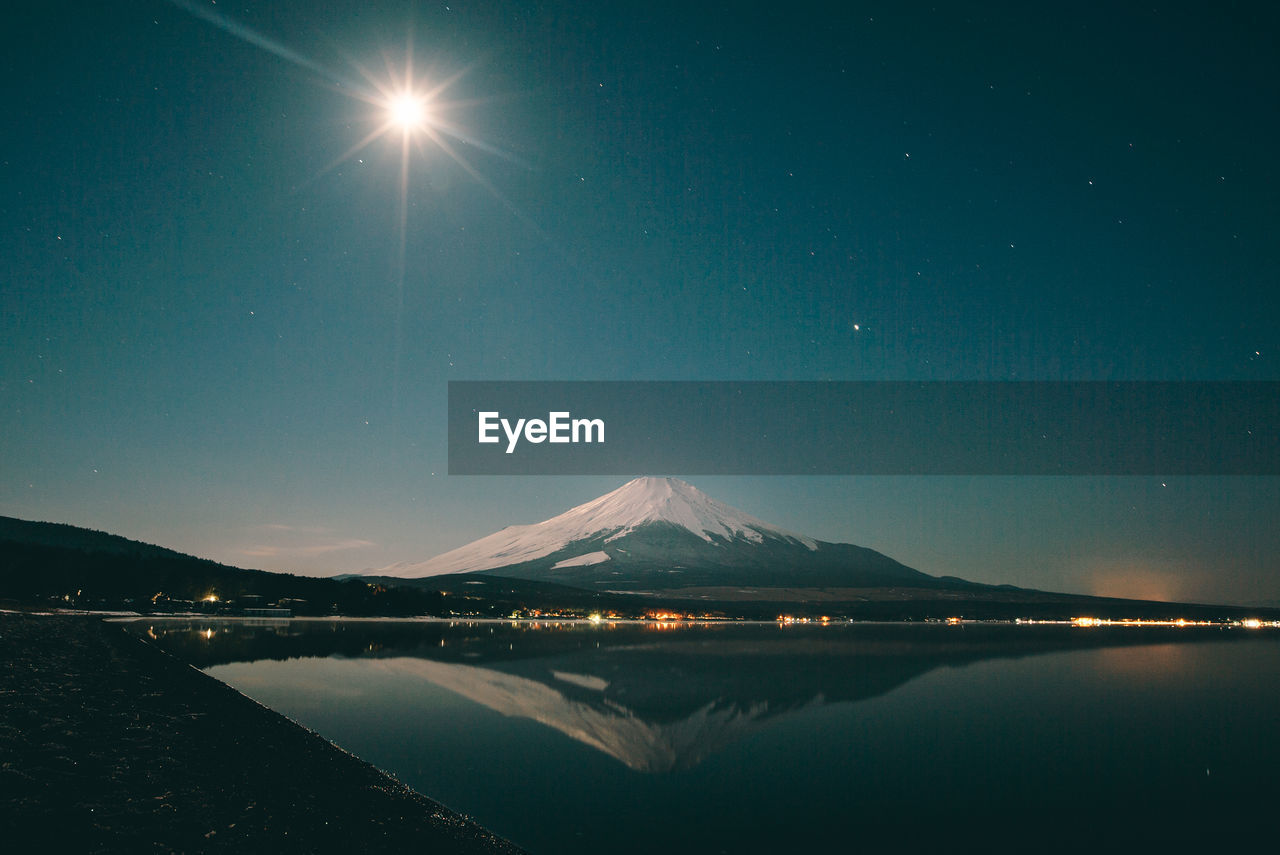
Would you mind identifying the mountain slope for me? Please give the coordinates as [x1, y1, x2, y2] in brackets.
[0, 517, 447, 616]
[383, 477, 945, 592]
[388, 477, 817, 577]
[0, 516, 193, 561]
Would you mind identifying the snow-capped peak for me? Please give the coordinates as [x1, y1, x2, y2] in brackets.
[561, 477, 812, 546]
[383, 476, 818, 578]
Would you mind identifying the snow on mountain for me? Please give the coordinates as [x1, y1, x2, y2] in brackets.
[552, 551, 611, 570]
[384, 476, 817, 578]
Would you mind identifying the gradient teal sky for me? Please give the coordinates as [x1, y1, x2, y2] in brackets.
[3, 1, 1277, 603]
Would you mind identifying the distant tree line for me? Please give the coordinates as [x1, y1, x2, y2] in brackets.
[6, 536, 1273, 623]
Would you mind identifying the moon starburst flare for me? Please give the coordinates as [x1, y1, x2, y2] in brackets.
[169, 0, 501, 182]
[388, 93, 427, 131]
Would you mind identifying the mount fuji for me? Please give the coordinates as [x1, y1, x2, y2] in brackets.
[381, 477, 967, 595]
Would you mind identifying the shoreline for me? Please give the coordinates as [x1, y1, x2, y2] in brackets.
[0, 612, 524, 853]
[24, 607, 1277, 630]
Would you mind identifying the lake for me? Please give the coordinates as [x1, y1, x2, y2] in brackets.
[137, 619, 1279, 851]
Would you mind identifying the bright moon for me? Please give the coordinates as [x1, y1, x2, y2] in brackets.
[389, 94, 426, 129]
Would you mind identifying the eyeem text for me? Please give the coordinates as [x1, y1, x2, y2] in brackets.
[477, 411, 605, 454]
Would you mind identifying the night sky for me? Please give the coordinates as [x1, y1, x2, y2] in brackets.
[3, 1, 1278, 604]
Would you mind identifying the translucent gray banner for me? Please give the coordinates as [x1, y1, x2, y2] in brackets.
[447, 381, 1280, 475]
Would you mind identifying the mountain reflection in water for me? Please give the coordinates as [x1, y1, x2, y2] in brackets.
[137, 619, 1247, 773]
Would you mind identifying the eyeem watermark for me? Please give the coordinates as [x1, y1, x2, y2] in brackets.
[451, 381, 1280, 474]
[478, 411, 605, 454]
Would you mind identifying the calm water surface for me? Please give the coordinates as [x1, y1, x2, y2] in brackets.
[139, 620, 1279, 851]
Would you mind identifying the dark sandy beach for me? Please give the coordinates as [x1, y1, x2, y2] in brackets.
[0, 611, 524, 853]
